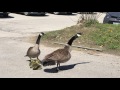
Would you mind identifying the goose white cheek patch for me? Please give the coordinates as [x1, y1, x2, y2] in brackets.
[40, 33, 43, 36]
[77, 34, 81, 37]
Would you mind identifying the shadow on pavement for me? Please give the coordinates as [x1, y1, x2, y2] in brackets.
[44, 62, 90, 73]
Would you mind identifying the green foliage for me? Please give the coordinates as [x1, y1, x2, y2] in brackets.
[91, 24, 120, 49]
[83, 19, 99, 27]
[41, 23, 120, 55]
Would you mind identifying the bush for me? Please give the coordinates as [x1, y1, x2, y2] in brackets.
[84, 19, 99, 27]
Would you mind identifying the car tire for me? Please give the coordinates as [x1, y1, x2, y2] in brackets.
[3, 14, 8, 17]
[108, 21, 113, 24]
[24, 12, 30, 16]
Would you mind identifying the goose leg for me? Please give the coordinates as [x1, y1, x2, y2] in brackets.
[56, 63, 60, 72]
[30, 57, 32, 61]
[58, 63, 60, 69]
[29, 57, 32, 68]
[37, 57, 39, 60]
[37, 57, 42, 64]
[30, 57, 34, 62]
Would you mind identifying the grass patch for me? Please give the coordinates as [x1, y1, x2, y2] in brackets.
[91, 24, 120, 49]
[28, 23, 120, 56]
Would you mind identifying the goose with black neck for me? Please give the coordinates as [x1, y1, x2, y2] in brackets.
[25, 32, 45, 61]
[42, 33, 82, 72]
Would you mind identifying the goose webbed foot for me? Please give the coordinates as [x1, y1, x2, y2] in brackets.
[56, 67, 61, 72]
[56, 63, 61, 72]
[37, 57, 42, 64]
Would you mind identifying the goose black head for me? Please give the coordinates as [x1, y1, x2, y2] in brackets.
[73, 33, 82, 39]
[39, 32, 45, 36]
[67, 32, 82, 46]
[36, 32, 45, 44]
[76, 32, 82, 37]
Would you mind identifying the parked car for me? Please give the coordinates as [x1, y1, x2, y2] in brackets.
[103, 12, 120, 24]
[50, 12, 72, 15]
[77, 12, 95, 14]
[18, 12, 46, 16]
[0, 12, 9, 17]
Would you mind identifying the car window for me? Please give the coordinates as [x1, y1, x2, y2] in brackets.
[108, 12, 120, 17]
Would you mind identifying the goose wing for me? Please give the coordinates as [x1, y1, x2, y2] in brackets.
[26, 47, 33, 56]
[42, 48, 71, 66]
[44, 48, 70, 61]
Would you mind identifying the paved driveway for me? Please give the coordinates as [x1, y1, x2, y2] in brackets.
[1, 13, 120, 78]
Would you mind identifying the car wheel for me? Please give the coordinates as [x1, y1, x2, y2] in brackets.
[3, 14, 8, 17]
[24, 12, 30, 16]
[108, 21, 113, 24]
[53, 12, 60, 15]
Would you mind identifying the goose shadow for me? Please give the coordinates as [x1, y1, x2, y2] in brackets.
[44, 62, 90, 73]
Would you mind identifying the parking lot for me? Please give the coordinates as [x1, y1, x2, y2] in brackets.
[0, 13, 79, 33]
[0, 13, 120, 78]
[0, 13, 106, 37]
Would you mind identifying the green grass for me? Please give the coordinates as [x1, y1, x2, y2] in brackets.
[91, 24, 120, 49]
[29, 23, 120, 55]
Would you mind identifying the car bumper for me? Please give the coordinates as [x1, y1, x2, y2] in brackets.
[0, 12, 9, 14]
[109, 18, 120, 23]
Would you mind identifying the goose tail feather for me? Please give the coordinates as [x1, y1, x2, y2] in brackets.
[42, 59, 56, 66]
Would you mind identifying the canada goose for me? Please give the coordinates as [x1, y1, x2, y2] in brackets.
[42, 33, 82, 72]
[25, 32, 45, 61]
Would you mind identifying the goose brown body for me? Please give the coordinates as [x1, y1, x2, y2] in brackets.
[42, 33, 82, 72]
[25, 32, 44, 60]
[26, 44, 40, 59]
[42, 45, 71, 66]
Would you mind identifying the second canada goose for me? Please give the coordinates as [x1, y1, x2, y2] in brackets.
[42, 33, 82, 72]
[25, 32, 45, 61]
